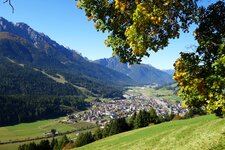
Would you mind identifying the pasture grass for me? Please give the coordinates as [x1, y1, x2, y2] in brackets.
[126, 86, 180, 104]
[76, 115, 225, 150]
[0, 120, 96, 150]
[0, 118, 95, 150]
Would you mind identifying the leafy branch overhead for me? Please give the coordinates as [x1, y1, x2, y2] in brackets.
[77, 0, 199, 64]
[3, 0, 14, 13]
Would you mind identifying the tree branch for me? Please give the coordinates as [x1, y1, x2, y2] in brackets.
[3, 0, 14, 13]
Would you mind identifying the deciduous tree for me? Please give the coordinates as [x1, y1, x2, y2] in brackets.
[174, 1, 225, 117]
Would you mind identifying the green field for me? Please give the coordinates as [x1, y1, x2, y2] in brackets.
[126, 86, 180, 104]
[76, 115, 225, 150]
[0, 119, 96, 150]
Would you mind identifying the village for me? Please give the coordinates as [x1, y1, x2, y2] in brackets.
[63, 89, 188, 127]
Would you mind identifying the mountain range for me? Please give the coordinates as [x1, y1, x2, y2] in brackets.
[94, 56, 173, 85]
[0, 17, 173, 125]
[0, 17, 136, 98]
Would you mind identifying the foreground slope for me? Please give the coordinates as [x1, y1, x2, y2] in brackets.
[77, 115, 225, 150]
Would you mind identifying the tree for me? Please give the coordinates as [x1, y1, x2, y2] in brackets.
[18, 136, 73, 150]
[149, 107, 158, 124]
[174, 1, 225, 117]
[50, 138, 58, 150]
[102, 123, 110, 138]
[27, 142, 37, 150]
[39, 140, 51, 150]
[134, 109, 149, 128]
[18, 144, 26, 150]
[184, 107, 206, 118]
[108, 117, 129, 136]
[77, 0, 200, 63]
[93, 127, 103, 140]
[18, 142, 37, 150]
[75, 132, 94, 147]
[51, 129, 57, 136]
[128, 112, 137, 129]
[59, 135, 69, 149]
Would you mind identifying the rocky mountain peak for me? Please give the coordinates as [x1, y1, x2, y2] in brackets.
[0, 17, 8, 24]
[0, 17, 14, 32]
[0, 17, 56, 49]
[15, 22, 30, 30]
[0, 17, 86, 62]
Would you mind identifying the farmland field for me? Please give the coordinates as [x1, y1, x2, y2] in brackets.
[125, 85, 180, 104]
[0, 118, 96, 150]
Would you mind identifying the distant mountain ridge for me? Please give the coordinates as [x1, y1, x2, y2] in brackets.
[94, 56, 174, 85]
[163, 69, 175, 76]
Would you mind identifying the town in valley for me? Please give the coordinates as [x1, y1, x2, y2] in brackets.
[63, 86, 187, 127]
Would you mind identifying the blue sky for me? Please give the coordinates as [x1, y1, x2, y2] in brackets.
[0, 0, 214, 70]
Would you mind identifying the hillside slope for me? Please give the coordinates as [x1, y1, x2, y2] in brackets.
[94, 56, 173, 85]
[76, 115, 225, 150]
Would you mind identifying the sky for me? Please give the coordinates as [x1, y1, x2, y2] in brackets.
[0, 0, 214, 70]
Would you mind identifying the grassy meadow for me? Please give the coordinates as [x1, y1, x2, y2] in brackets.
[0, 119, 96, 150]
[126, 86, 180, 104]
[76, 115, 225, 150]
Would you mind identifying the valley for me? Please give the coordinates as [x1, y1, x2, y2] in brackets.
[0, 18, 182, 149]
[0, 17, 174, 127]
[65, 85, 185, 127]
[0, 85, 182, 150]
[0, 13, 223, 150]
